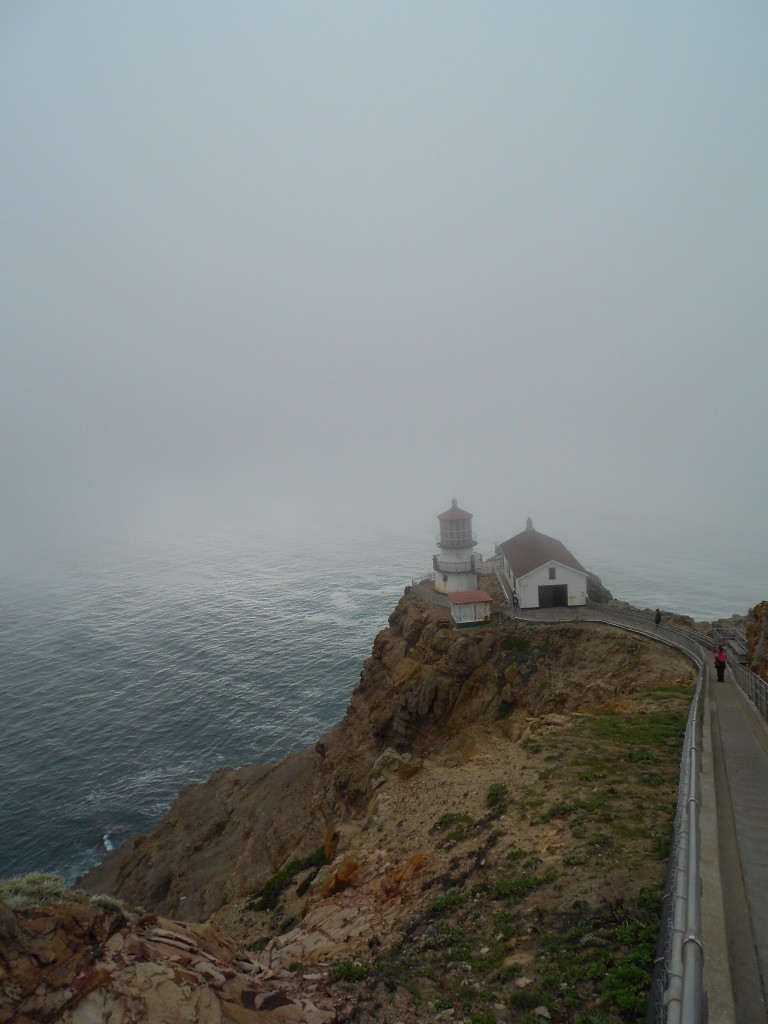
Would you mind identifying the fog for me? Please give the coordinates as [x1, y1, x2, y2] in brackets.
[2, 3, 767, 562]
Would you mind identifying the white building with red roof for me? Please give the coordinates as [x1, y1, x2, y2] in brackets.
[497, 518, 588, 609]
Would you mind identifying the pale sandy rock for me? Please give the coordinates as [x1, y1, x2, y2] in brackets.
[257, 849, 428, 969]
[372, 748, 402, 775]
[0, 902, 337, 1024]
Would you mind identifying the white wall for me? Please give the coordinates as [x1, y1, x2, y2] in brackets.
[436, 571, 478, 594]
[450, 601, 492, 626]
[517, 562, 587, 609]
[434, 544, 477, 594]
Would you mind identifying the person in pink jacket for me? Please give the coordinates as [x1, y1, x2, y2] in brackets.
[714, 644, 727, 682]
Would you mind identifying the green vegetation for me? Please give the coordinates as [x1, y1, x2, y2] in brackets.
[584, 710, 686, 750]
[521, 738, 542, 754]
[0, 873, 74, 907]
[429, 889, 469, 915]
[652, 833, 672, 860]
[539, 800, 577, 822]
[492, 869, 556, 903]
[486, 783, 509, 816]
[501, 634, 532, 655]
[88, 893, 130, 915]
[433, 811, 475, 843]
[329, 959, 370, 983]
[249, 846, 327, 911]
[0, 872, 135, 920]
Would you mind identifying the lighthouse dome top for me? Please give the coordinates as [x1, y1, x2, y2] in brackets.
[438, 498, 473, 522]
[437, 498, 476, 550]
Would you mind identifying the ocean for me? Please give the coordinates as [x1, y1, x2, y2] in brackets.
[1, 514, 765, 885]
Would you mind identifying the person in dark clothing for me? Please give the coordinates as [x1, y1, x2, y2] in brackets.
[654, 608, 662, 629]
[714, 644, 727, 682]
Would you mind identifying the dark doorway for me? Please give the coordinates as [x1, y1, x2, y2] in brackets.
[538, 584, 568, 608]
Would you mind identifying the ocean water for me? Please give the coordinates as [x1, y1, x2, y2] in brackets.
[1, 516, 765, 884]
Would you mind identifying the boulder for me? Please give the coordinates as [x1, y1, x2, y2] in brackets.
[371, 748, 423, 781]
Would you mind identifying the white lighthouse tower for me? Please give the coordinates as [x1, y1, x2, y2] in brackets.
[433, 499, 479, 594]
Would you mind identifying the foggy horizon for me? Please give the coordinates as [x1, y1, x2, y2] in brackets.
[2, 3, 767, 563]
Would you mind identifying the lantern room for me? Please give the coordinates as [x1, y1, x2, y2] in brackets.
[433, 499, 479, 594]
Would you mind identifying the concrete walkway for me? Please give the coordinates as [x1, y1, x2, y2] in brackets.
[705, 666, 768, 1022]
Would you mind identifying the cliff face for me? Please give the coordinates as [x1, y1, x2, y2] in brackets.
[746, 601, 768, 680]
[81, 587, 692, 923]
[10, 588, 702, 1024]
[370, 589, 683, 752]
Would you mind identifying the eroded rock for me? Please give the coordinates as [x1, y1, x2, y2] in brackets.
[0, 900, 338, 1024]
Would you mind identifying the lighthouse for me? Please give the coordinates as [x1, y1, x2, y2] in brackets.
[433, 499, 479, 594]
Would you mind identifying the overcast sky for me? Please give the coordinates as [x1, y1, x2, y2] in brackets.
[2, 2, 766, 556]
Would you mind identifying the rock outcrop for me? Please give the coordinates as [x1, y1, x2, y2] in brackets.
[80, 587, 692, 922]
[586, 571, 613, 603]
[0, 897, 337, 1023]
[746, 601, 768, 680]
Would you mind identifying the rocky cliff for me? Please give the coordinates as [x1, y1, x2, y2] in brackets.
[0, 888, 343, 1024]
[746, 601, 768, 680]
[5, 586, 704, 1023]
[80, 585, 693, 923]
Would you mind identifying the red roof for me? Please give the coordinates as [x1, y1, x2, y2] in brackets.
[448, 590, 493, 605]
[438, 498, 473, 521]
[498, 523, 586, 578]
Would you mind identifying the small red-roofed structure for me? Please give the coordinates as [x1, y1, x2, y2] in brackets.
[448, 589, 493, 628]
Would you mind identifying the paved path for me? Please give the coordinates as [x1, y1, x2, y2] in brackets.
[706, 665, 768, 1022]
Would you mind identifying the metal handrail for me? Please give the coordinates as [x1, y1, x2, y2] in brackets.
[433, 557, 475, 574]
[435, 532, 477, 549]
[731, 661, 768, 719]
[645, 666, 704, 1024]
[665, 667, 705, 1024]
